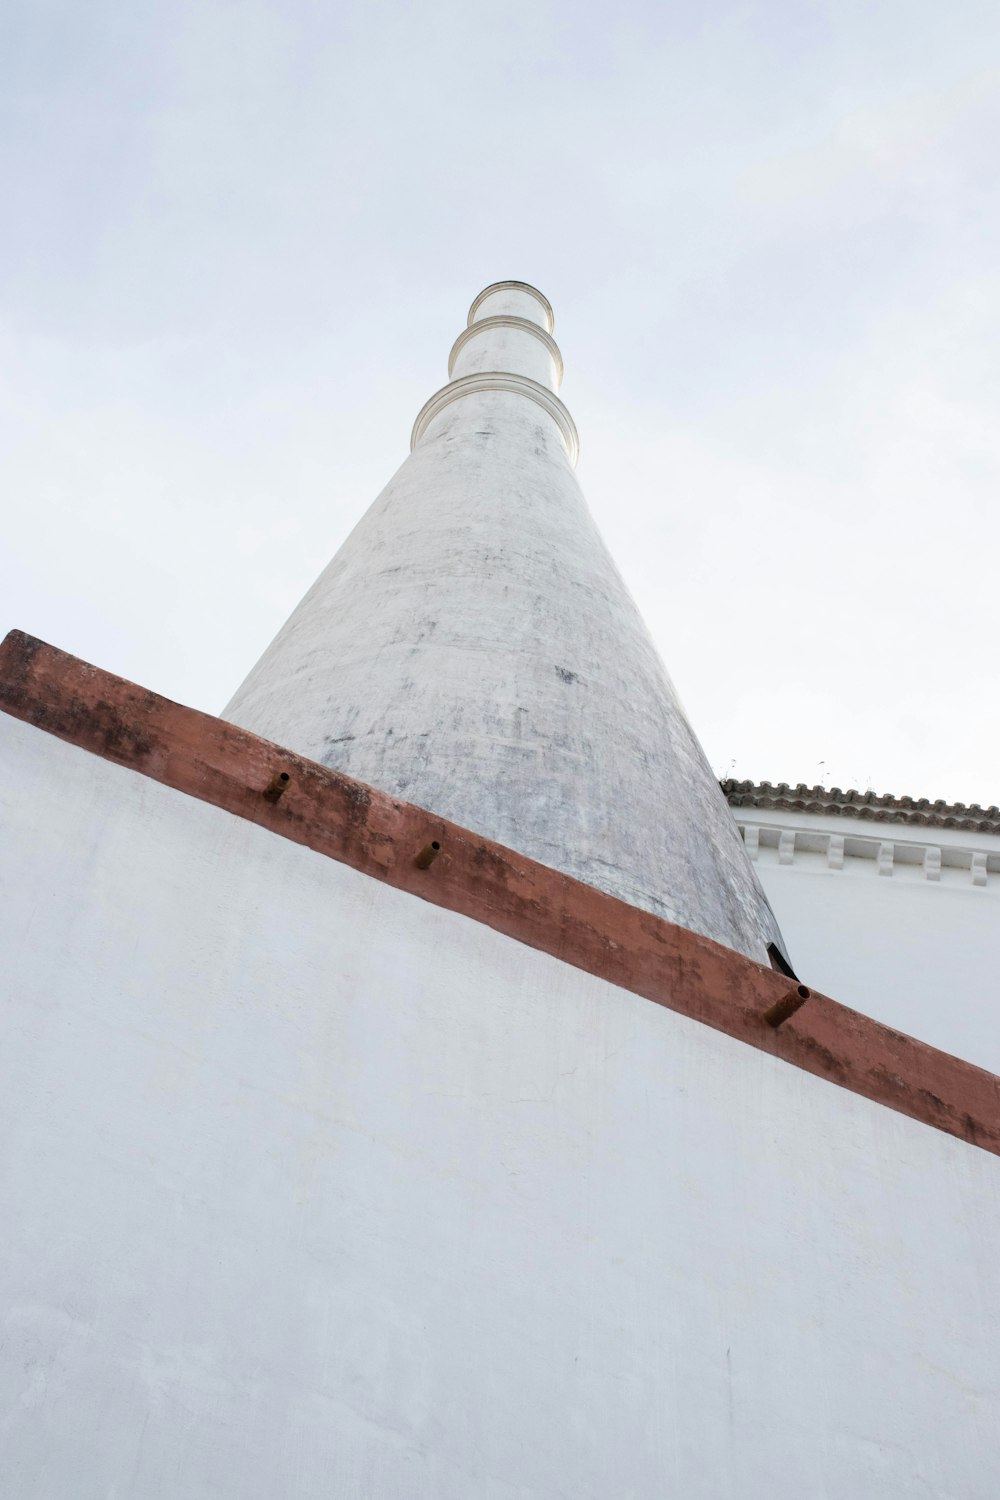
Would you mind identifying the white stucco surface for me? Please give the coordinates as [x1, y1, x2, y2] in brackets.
[225, 284, 785, 964]
[3, 713, 1000, 1499]
[734, 808, 1000, 1074]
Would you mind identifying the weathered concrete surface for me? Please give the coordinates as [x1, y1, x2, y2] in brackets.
[225, 283, 786, 963]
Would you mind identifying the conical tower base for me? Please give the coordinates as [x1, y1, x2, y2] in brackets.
[225, 282, 787, 965]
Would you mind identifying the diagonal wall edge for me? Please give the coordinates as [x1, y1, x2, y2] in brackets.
[2, 627, 998, 1156]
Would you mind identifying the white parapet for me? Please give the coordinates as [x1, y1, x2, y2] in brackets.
[2, 713, 998, 1500]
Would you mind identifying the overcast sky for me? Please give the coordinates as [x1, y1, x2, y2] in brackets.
[3, 0, 999, 804]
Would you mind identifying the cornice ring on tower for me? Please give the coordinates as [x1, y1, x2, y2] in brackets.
[467, 282, 555, 333]
[447, 316, 564, 385]
[410, 372, 580, 467]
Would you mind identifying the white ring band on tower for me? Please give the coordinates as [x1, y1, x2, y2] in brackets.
[448, 317, 564, 387]
[467, 280, 554, 332]
[410, 372, 580, 466]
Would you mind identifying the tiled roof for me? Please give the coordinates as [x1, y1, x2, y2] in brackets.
[722, 780, 1000, 835]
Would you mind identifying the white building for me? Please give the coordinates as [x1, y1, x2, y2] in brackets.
[725, 779, 1000, 1075]
[1, 284, 998, 1499]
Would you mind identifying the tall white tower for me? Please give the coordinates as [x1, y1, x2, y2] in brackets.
[1, 282, 998, 1500]
[226, 282, 786, 964]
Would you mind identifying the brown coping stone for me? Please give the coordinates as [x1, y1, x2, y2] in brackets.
[2, 627, 999, 1158]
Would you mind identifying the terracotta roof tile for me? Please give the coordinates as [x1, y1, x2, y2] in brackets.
[721, 780, 1000, 835]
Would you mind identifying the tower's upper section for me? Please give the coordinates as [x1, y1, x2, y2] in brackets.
[412, 281, 578, 464]
[224, 283, 788, 965]
[451, 282, 559, 390]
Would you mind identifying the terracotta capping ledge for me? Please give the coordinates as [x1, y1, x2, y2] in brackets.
[2, 629, 999, 1158]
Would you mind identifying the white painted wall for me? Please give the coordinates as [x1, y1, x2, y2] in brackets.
[3, 713, 999, 1499]
[734, 807, 1000, 1075]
